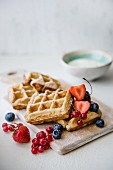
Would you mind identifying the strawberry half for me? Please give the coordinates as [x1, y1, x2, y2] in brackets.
[74, 101, 90, 113]
[69, 84, 86, 101]
[13, 125, 30, 143]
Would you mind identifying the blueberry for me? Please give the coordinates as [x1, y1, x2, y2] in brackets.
[84, 91, 91, 102]
[5, 112, 15, 122]
[90, 101, 99, 112]
[53, 123, 63, 132]
[52, 130, 62, 139]
[96, 119, 104, 128]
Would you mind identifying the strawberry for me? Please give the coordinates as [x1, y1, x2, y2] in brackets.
[13, 125, 30, 143]
[74, 101, 90, 113]
[69, 84, 86, 101]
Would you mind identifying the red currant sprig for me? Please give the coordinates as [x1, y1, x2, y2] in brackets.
[70, 111, 87, 126]
[31, 126, 53, 155]
[2, 122, 23, 132]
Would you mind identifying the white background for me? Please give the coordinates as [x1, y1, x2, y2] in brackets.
[0, 1, 113, 170]
[0, 0, 113, 56]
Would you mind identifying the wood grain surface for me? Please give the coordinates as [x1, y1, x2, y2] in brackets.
[16, 97, 113, 155]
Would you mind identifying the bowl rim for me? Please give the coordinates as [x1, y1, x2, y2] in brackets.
[61, 50, 113, 69]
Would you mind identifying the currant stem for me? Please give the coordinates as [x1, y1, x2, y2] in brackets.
[83, 78, 93, 95]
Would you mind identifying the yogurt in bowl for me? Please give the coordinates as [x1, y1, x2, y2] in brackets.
[61, 50, 112, 81]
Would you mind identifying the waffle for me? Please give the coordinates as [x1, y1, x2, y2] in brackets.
[57, 110, 102, 131]
[9, 82, 37, 110]
[25, 89, 72, 124]
[24, 72, 61, 92]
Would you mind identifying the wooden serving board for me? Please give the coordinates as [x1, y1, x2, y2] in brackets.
[15, 98, 113, 155]
[3, 80, 113, 155]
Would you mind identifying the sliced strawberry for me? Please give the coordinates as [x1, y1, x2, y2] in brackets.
[74, 101, 90, 113]
[13, 125, 30, 143]
[69, 84, 86, 101]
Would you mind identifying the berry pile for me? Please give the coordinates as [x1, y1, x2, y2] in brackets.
[2, 122, 30, 143]
[31, 127, 53, 154]
[69, 83, 105, 128]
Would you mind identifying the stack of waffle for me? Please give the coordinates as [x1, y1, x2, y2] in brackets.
[9, 72, 102, 131]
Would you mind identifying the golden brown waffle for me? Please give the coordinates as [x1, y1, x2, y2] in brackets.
[9, 82, 37, 110]
[24, 72, 61, 92]
[25, 89, 72, 124]
[57, 110, 102, 131]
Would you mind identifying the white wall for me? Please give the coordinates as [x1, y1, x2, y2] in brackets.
[0, 0, 113, 56]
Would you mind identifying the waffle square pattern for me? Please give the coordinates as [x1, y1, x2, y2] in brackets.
[25, 89, 72, 124]
[9, 82, 37, 110]
[8, 72, 61, 110]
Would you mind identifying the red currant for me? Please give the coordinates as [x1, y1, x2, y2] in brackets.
[31, 147, 38, 154]
[38, 145, 44, 153]
[2, 123, 8, 128]
[3, 126, 9, 132]
[31, 143, 36, 149]
[39, 138, 46, 146]
[36, 131, 46, 139]
[44, 143, 50, 150]
[46, 126, 53, 134]
[46, 134, 53, 142]
[71, 111, 81, 118]
[81, 113, 87, 120]
[9, 125, 15, 132]
[32, 138, 39, 145]
[77, 120, 83, 126]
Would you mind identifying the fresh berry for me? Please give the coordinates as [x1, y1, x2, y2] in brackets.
[31, 147, 38, 154]
[77, 119, 83, 126]
[69, 84, 86, 101]
[74, 101, 90, 113]
[96, 119, 104, 128]
[71, 111, 81, 118]
[2, 123, 8, 128]
[53, 124, 63, 132]
[44, 143, 50, 150]
[90, 101, 99, 112]
[39, 138, 47, 146]
[52, 130, 62, 140]
[3, 126, 9, 132]
[36, 131, 46, 139]
[9, 124, 15, 132]
[81, 113, 87, 120]
[5, 112, 15, 122]
[18, 123, 23, 127]
[46, 126, 53, 134]
[12, 125, 30, 143]
[46, 134, 53, 142]
[31, 143, 36, 149]
[38, 146, 45, 153]
[32, 138, 39, 145]
[84, 91, 91, 102]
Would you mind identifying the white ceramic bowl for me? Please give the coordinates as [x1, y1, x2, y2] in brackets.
[61, 50, 113, 81]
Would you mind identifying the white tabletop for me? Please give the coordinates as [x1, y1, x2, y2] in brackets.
[0, 54, 113, 170]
